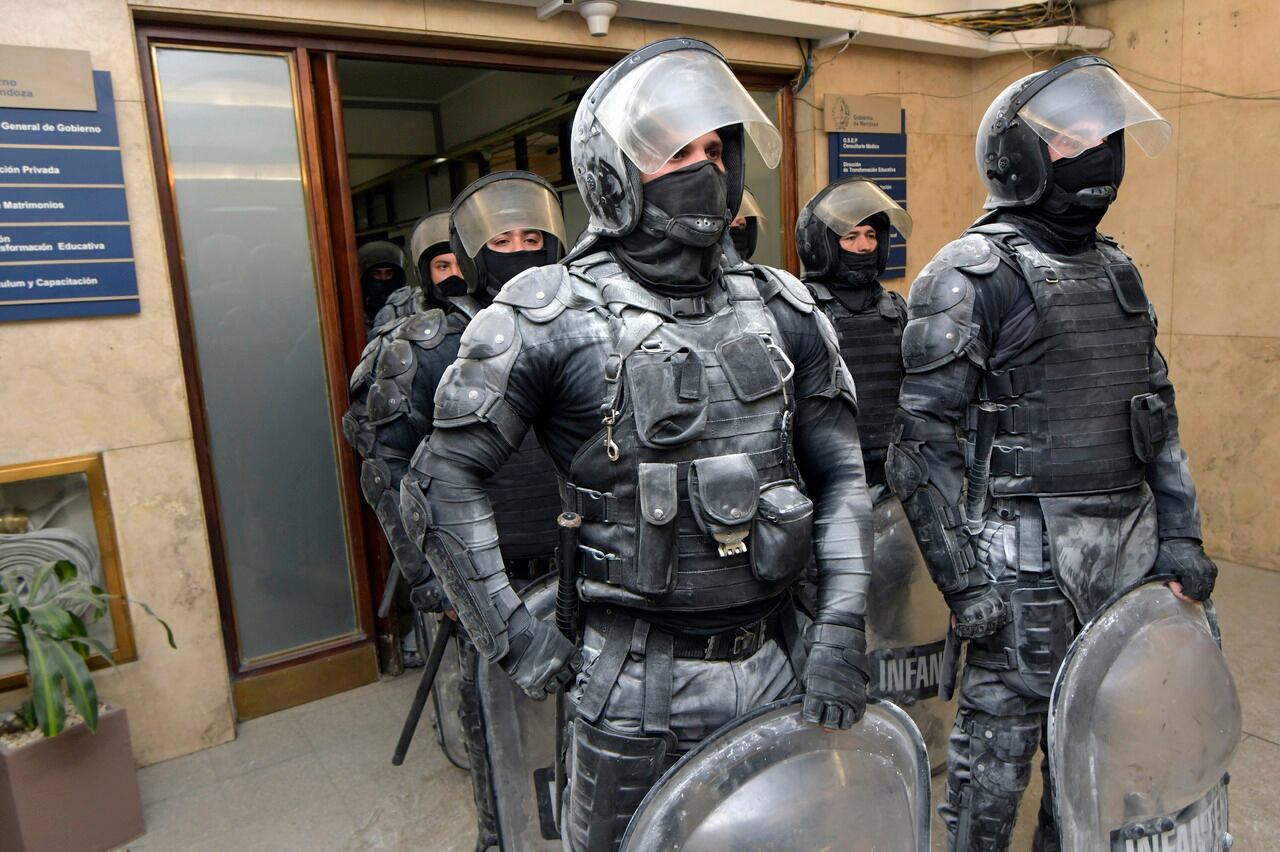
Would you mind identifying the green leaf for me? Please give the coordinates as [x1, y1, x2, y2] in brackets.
[52, 561, 78, 583]
[28, 604, 75, 640]
[44, 636, 98, 731]
[25, 562, 57, 602]
[18, 699, 35, 731]
[128, 599, 177, 649]
[67, 635, 118, 669]
[21, 625, 66, 738]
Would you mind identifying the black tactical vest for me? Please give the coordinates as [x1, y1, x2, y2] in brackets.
[564, 266, 813, 613]
[973, 227, 1162, 496]
[815, 284, 906, 483]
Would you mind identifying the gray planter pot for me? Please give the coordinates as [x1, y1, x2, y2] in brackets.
[0, 704, 145, 852]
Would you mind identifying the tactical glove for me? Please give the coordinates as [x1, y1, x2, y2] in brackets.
[801, 622, 869, 730]
[1155, 538, 1218, 601]
[945, 584, 1010, 639]
[499, 616, 578, 701]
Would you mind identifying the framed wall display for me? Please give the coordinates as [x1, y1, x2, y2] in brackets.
[0, 454, 135, 690]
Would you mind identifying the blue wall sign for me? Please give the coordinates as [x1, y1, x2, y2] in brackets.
[827, 111, 908, 279]
[0, 70, 137, 321]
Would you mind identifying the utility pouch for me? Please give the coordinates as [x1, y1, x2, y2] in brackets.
[750, 480, 813, 583]
[1010, 583, 1075, 698]
[716, 333, 783, 402]
[688, 454, 759, 557]
[634, 462, 679, 595]
[626, 347, 708, 448]
[1105, 261, 1150, 315]
[1129, 392, 1169, 463]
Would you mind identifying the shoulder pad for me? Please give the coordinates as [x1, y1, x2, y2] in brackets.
[375, 338, 415, 379]
[386, 286, 414, 309]
[754, 265, 814, 314]
[925, 234, 1002, 276]
[349, 335, 381, 391]
[806, 280, 835, 303]
[901, 265, 980, 373]
[396, 308, 446, 347]
[493, 265, 571, 323]
[879, 289, 908, 323]
[458, 305, 517, 360]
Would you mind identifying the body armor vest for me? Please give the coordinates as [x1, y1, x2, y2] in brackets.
[816, 284, 905, 483]
[565, 265, 813, 613]
[973, 227, 1161, 496]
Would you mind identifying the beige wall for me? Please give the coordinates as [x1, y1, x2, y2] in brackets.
[2, 0, 1270, 766]
[1076, 0, 1280, 570]
[0, 0, 236, 765]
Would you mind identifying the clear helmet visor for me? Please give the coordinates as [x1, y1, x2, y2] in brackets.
[736, 187, 766, 222]
[814, 179, 913, 240]
[1018, 64, 1171, 160]
[595, 49, 782, 174]
[451, 178, 568, 259]
[410, 211, 453, 264]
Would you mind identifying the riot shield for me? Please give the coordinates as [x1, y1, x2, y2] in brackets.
[865, 493, 954, 771]
[620, 696, 931, 852]
[1048, 581, 1241, 852]
[421, 612, 469, 770]
[476, 574, 561, 852]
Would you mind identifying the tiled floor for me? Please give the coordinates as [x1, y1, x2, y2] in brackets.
[131, 559, 1279, 850]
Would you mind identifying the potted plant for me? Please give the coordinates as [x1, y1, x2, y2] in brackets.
[0, 559, 174, 852]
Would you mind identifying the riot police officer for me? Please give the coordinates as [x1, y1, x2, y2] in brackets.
[400, 39, 873, 852]
[372, 209, 477, 327]
[886, 56, 1217, 850]
[344, 172, 568, 852]
[357, 240, 412, 331]
[796, 179, 954, 763]
[728, 185, 764, 262]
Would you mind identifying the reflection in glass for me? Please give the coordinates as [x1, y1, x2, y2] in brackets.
[155, 48, 357, 662]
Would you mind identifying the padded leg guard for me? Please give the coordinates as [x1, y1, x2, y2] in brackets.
[566, 717, 669, 852]
[940, 708, 1042, 852]
[457, 637, 499, 851]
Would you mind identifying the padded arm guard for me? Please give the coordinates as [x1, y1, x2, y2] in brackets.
[886, 429, 982, 596]
[1145, 346, 1204, 541]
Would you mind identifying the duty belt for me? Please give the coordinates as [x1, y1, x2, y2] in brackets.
[669, 613, 780, 662]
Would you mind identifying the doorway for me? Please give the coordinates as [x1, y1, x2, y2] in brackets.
[139, 25, 796, 718]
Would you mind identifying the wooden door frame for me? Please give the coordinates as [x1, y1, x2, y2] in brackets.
[135, 20, 800, 707]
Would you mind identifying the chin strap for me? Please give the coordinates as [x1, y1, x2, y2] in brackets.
[636, 202, 728, 248]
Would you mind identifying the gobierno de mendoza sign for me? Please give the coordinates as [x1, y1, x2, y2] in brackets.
[0, 46, 139, 321]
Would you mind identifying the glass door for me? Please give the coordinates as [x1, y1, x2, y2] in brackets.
[148, 44, 376, 716]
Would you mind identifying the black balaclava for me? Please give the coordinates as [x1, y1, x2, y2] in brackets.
[1013, 134, 1121, 254]
[417, 243, 466, 309]
[614, 160, 728, 297]
[361, 265, 404, 322]
[474, 236, 560, 305]
[827, 212, 888, 309]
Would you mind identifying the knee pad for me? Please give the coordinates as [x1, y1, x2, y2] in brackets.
[567, 717, 672, 852]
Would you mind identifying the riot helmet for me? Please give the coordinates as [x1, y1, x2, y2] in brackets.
[409, 210, 465, 307]
[796, 177, 912, 281]
[357, 240, 410, 323]
[729, 186, 765, 262]
[448, 170, 566, 301]
[570, 38, 781, 249]
[977, 55, 1170, 209]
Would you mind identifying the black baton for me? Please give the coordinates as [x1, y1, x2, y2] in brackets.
[554, 512, 582, 825]
[392, 614, 456, 766]
[965, 402, 1001, 533]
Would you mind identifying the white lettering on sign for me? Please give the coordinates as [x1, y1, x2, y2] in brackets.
[56, 241, 105, 251]
[1, 200, 65, 210]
